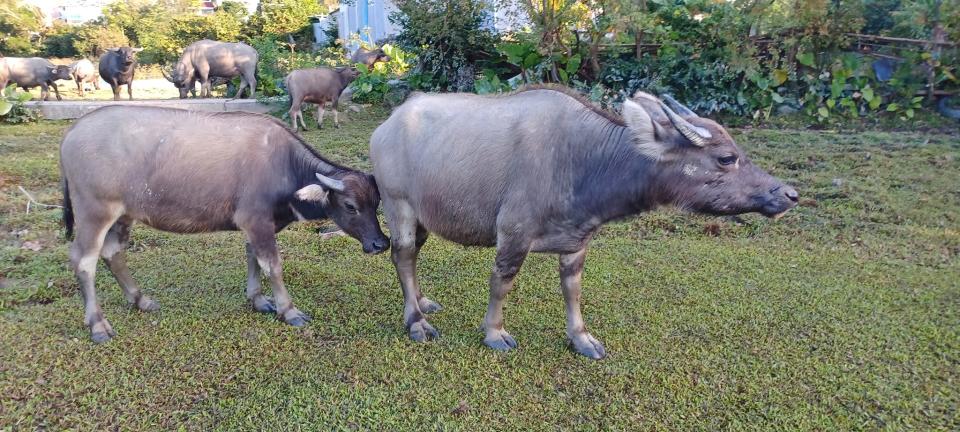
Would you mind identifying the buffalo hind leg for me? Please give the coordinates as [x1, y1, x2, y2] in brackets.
[316, 104, 325, 129]
[387, 200, 438, 341]
[560, 246, 606, 359]
[70, 204, 123, 343]
[101, 219, 159, 312]
[482, 234, 529, 351]
[243, 223, 310, 326]
[244, 241, 276, 314]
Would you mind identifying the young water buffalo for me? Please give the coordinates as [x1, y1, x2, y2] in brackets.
[61, 106, 389, 343]
[370, 86, 799, 359]
[285, 67, 359, 131]
[69, 59, 99, 97]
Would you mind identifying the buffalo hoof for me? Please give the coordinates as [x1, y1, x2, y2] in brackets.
[136, 296, 160, 312]
[89, 320, 116, 344]
[280, 308, 312, 327]
[483, 328, 517, 352]
[418, 297, 443, 314]
[334, 123, 341, 129]
[408, 319, 439, 342]
[570, 332, 606, 360]
[251, 296, 277, 314]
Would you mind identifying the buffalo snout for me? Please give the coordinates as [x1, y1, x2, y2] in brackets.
[363, 236, 390, 255]
[760, 184, 799, 218]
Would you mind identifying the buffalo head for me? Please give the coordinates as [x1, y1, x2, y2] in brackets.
[622, 92, 799, 218]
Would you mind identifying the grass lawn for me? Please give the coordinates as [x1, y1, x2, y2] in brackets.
[0, 108, 958, 430]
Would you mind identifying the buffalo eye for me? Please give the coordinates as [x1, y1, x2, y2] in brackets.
[718, 155, 738, 166]
[345, 203, 359, 214]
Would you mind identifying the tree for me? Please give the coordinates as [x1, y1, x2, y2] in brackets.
[248, 0, 326, 51]
[74, 24, 131, 57]
[0, 0, 43, 56]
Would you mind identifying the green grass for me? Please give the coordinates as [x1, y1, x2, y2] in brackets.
[0, 109, 958, 430]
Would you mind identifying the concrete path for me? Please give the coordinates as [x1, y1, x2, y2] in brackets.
[24, 98, 276, 120]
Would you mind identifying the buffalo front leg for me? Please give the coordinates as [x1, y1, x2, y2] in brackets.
[70, 205, 123, 343]
[482, 235, 530, 352]
[316, 104, 325, 129]
[560, 247, 606, 359]
[76, 79, 83, 96]
[387, 201, 439, 342]
[243, 224, 310, 327]
[101, 220, 159, 312]
[126, 83, 132, 100]
[244, 241, 275, 314]
[110, 82, 120, 101]
[51, 82, 62, 101]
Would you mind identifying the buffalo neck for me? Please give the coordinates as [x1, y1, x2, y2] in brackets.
[568, 121, 663, 226]
[289, 137, 348, 188]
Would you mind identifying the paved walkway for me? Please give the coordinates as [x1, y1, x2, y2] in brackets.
[24, 98, 276, 120]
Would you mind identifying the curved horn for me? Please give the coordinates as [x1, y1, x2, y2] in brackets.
[161, 67, 175, 83]
[659, 101, 712, 147]
[315, 173, 345, 192]
[662, 94, 699, 118]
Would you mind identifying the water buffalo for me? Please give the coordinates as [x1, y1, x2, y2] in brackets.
[285, 67, 359, 131]
[162, 40, 258, 99]
[370, 86, 799, 359]
[350, 47, 391, 68]
[0, 57, 72, 100]
[61, 106, 389, 343]
[69, 59, 99, 97]
[98, 47, 142, 101]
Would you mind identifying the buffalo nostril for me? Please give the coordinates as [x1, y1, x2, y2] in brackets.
[783, 187, 799, 202]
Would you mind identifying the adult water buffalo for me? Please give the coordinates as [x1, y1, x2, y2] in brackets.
[61, 106, 388, 343]
[69, 59, 99, 97]
[162, 40, 258, 99]
[0, 57, 72, 100]
[98, 47, 142, 101]
[285, 66, 359, 131]
[370, 86, 799, 359]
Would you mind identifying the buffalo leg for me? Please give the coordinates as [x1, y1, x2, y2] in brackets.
[39, 83, 49, 101]
[126, 83, 132, 101]
[110, 81, 120, 101]
[101, 220, 159, 312]
[244, 241, 275, 313]
[51, 82, 62, 101]
[76, 79, 83, 97]
[387, 200, 439, 342]
[93, 79, 100, 90]
[69, 203, 124, 343]
[559, 246, 606, 359]
[482, 235, 529, 351]
[333, 104, 340, 129]
[316, 104, 325, 129]
[243, 223, 310, 326]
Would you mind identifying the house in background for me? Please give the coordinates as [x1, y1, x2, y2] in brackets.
[336, 0, 528, 51]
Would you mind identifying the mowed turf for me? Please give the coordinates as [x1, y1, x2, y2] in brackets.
[0, 109, 957, 430]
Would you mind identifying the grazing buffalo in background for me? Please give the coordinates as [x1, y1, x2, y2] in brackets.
[98, 47, 142, 101]
[350, 47, 390, 68]
[370, 86, 799, 359]
[162, 40, 258, 99]
[61, 106, 388, 343]
[285, 67, 359, 131]
[68, 59, 99, 97]
[0, 57, 72, 100]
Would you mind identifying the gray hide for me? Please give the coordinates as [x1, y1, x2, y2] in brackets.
[60, 106, 388, 343]
[163, 40, 258, 99]
[284, 67, 359, 131]
[370, 87, 799, 359]
[69, 59, 99, 96]
[0, 57, 72, 100]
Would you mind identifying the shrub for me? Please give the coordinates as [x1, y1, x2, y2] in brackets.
[0, 85, 40, 124]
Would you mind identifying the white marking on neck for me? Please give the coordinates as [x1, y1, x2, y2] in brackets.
[683, 164, 698, 176]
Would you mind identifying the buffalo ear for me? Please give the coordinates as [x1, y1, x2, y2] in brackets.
[294, 184, 329, 204]
[623, 93, 673, 159]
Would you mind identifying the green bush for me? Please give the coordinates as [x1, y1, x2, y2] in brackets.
[0, 85, 40, 124]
